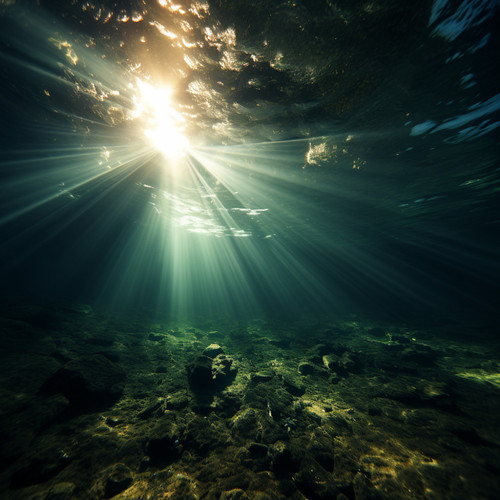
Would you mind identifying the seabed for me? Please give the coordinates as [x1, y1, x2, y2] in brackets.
[1, 302, 499, 499]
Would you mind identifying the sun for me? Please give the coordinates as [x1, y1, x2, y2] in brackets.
[134, 80, 190, 160]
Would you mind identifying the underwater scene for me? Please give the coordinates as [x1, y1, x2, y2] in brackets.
[0, 0, 499, 498]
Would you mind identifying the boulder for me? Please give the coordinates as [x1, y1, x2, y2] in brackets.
[104, 464, 133, 498]
[187, 355, 214, 392]
[203, 343, 224, 358]
[44, 482, 75, 500]
[40, 354, 125, 411]
[10, 450, 72, 489]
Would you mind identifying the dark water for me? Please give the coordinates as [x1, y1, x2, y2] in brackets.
[0, 0, 498, 322]
[1, 2, 500, 499]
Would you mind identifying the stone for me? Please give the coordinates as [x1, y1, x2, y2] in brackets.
[213, 354, 237, 388]
[248, 443, 268, 457]
[139, 456, 150, 472]
[166, 392, 189, 410]
[323, 352, 362, 374]
[269, 339, 291, 349]
[45, 482, 75, 500]
[138, 399, 163, 419]
[220, 489, 249, 500]
[10, 450, 72, 489]
[292, 457, 338, 499]
[352, 471, 379, 500]
[339, 352, 362, 373]
[323, 354, 341, 372]
[298, 361, 317, 375]
[148, 333, 164, 342]
[187, 355, 214, 392]
[147, 434, 181, 466]
[307, 428, 335, 472]
[104, 464, 133, 498]
[40, 354, 125, 411]
[400, 347, 437, 366]
[231, 408, 260, 439]
[282, 376, 306, 396]
[251, 371, 274, 383]
[203, 343, 224, 358]
[270, 441, 304, 478]
[184, 415, 228, 455]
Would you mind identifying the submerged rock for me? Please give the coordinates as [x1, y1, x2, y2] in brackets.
[270, 441, 304, 478]
[282, 376, 305, 396]
[293, 457, 338, 499]
[298, 361, 317, 375]
[250, 371, 274, 383]
[44, 482, 75, 500]
[213, 354, 237, 388]
[352, 471, 379, 500]
[10, 450, 72, 489]
[187, 353, 237, 393]
[104, 464, 133, 498]
[220, 489, 249, 500]
[203, 343, 224, 358]
[307, 428, 335, 472]
[40, 354, 125, 411]
[187, 355, 214, 392]
[323, 351, 362, 374]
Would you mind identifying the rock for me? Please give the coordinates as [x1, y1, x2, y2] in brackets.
[139, 456, 150, 472]
[203, 343, 224, 358]
[248, 443, 268, 457]
[282, 376, 305, 396]
[213, 354, 237, 388]
[231, 408, 286, 443]
[339, 352, 362, 373]
[389, 334, 411, 344]
[138, 399, 163, 419]
[187, 355, 214, 392]
[39, 394, 70, 425]
[166, 392, 189, 410]
[184, 415, 228, 455]
[104, 464, 133, 498]
[231, 408, 261, 440]
[323, 354, 341, 372]
[307, 429, 335, 472]
[352, 471, 379, 500]
[45, 482, 75, 500]
[269, 339, 291, 349]
[270, 441, 304, 478]
[251, 371, 274, 383]
[308, 343, 335, 357]
[418, 381, 453, 408]
[368, 327, 386, 337]
[211, 391, 242, 417]
[10, 450, 72, 489]
[323, 352, 362, 374]
[400, 346, 437, 366]
[40, 354, 125, 411]
[292, 457, 338, 499]
[298, 361, 317, 375]
[147, 434, 181, 466]
[148, 333, 164, 342]
[220, 489, 249, 500]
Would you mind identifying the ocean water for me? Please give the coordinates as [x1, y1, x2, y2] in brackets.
[0, 1, 499, 499]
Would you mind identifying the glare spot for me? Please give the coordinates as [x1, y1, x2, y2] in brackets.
[134, 81, 189, 160]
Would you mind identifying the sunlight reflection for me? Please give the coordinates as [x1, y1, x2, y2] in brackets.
[133, 80, 189, 161]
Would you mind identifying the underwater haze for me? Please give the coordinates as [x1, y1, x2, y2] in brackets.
[0, 1, 499, 499]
